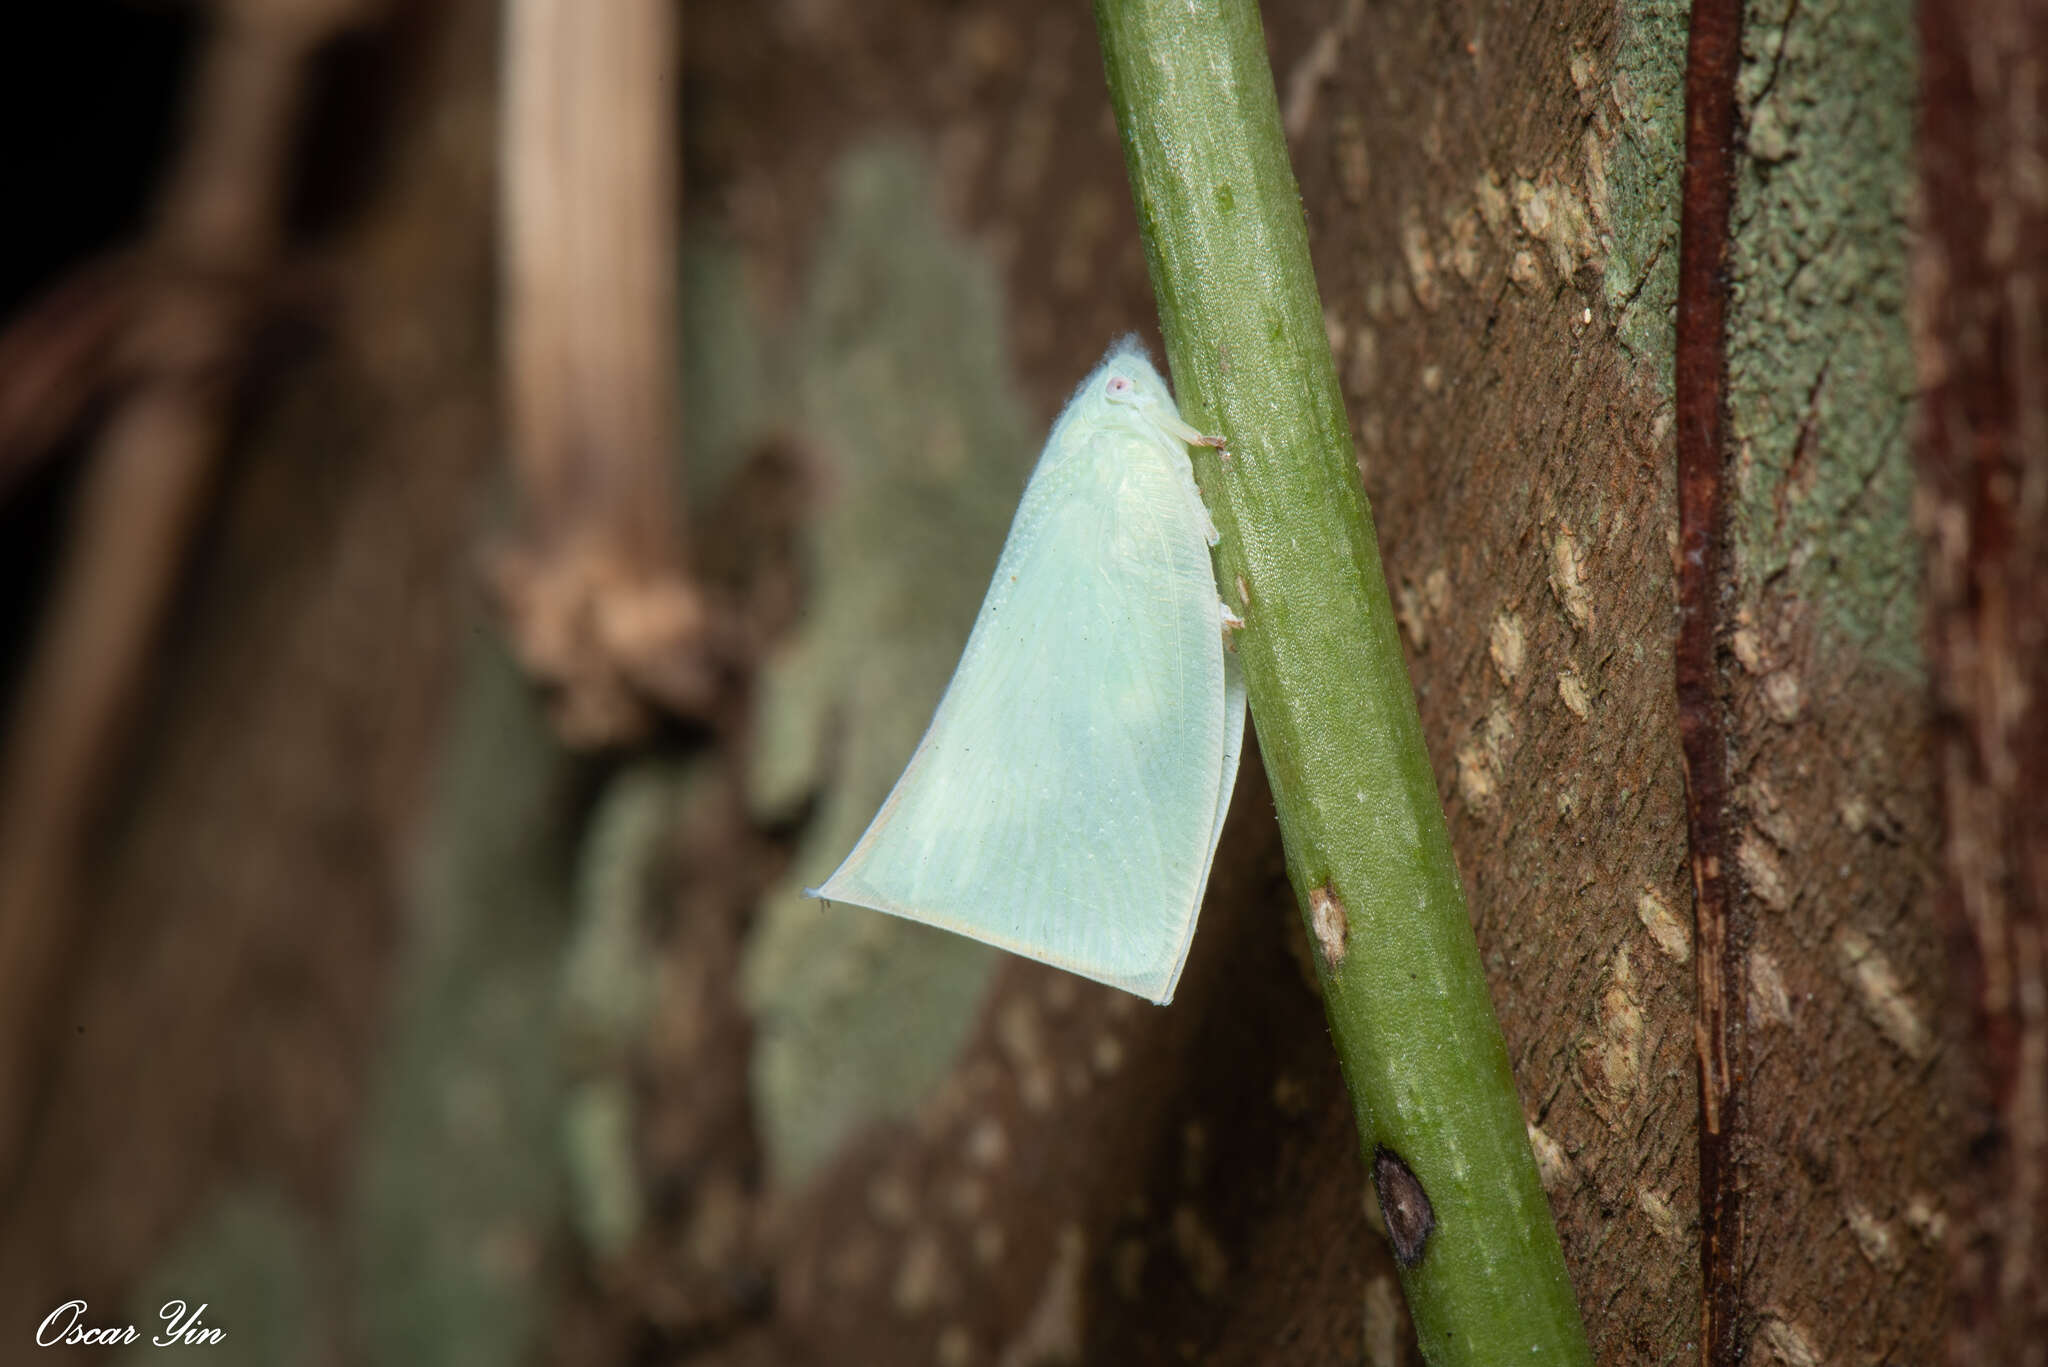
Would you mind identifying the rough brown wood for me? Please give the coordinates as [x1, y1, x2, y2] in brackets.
[1916, 3, 2048, 1360]
[1714, 1, 1952, 1360]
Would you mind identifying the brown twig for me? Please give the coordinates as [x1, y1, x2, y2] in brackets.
[0, 257, 143, 506]
[0, 0, 377, 1191]
[493, 0, 711, 747]
[1674, 0, 1747, 1362]
[1916, 5, 2048, 1360]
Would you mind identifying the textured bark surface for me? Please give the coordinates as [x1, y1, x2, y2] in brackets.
[1916, 3, 2048, 1360]
[1719, 2, 1950, 1362]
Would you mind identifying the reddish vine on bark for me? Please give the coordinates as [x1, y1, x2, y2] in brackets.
[1675, 0, 1747, 1362]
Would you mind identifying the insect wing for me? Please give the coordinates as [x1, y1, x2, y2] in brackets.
[813, 421, 1234, 1002]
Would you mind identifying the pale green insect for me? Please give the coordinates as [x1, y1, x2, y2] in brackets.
[807, 337, 1246, 1004]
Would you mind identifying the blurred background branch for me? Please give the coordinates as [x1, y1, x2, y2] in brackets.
[0, 0, 380, 1193]
[491, 0, 712, 747]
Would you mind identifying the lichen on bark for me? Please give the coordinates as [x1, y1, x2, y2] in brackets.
[742, 142, 1035, 1183]
[1725, 0, 1920, 670]
[1605, 0, 1691, 366]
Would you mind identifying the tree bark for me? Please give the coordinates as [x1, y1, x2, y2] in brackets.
[1916, 3, 2048, 1360]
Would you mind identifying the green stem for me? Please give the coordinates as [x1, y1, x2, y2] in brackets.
[1093, 4, 1591, 1362]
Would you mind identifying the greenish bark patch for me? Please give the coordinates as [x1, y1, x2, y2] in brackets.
[559, 761, 695, 1256]
[1726, 0, 1919, 671]
[119, 1187, 322, 1366]
[1606, 0, 1918, 670]
[1604, 1, 1691, 368]
[680, 238, 773, 503]
[353, 634, 575, 1367]
[740, 141, 1038, 1184]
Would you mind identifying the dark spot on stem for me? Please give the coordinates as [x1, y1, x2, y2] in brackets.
[1372, 1147, 1434, 1268]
